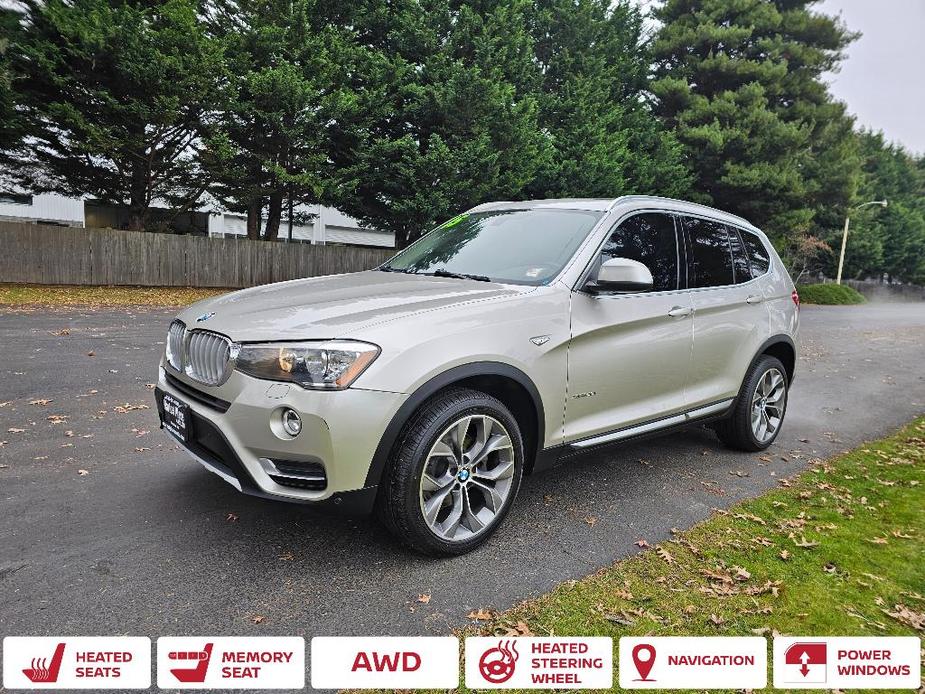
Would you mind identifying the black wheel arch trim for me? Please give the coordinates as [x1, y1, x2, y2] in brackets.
[733, 335, 797, 409]
[363, 361, 546, 488]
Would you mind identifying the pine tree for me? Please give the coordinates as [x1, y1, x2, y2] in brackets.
[2, 0, 227, 230]
[205, 0, 359, 240]
[651, 0, 859, 251]
[523, 0, 691, 200]
[330, 0, 549, 248]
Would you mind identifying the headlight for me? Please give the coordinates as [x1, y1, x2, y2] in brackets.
[235, 341, 380, 390]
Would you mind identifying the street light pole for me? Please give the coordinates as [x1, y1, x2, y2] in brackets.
[835, 199, 888, 285]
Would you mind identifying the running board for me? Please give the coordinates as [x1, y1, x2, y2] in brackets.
[569, 399, 734, 449]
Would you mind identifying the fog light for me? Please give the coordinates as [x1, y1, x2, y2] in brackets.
[281, 408, 302, 437]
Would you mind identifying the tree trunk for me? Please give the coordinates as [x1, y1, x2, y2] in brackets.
[264, 191, 284, 241]
[246, 200, 262, 240]
[128, 164, 148, 231]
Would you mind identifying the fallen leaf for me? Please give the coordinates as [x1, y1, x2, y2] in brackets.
[585, 516, 598, 527]
[417, 593, 431, 604]
[7, 428, 25, 433]
[634, 539, 650, 548]
[656, 546, 674, 564]
[503, 621, 534, 637]
[709, 613, 726, 626]
[226, 513, 239, 522]
[793, 536, 820, 549]
[29, 399, 53, 406]
[779, 550, 791, 561]
[77, 469, 89, 476]
[251, 615, 265, 624]
[467, 609, 496, 621]
[87, 351, 96, 357]
[278, 552, 294, 561]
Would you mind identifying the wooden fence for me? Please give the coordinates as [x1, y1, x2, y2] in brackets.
[0, 222, 395, 288]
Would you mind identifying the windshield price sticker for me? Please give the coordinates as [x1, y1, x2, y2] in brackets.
[156, 637, 304, 689]
[2, 637, 151, 690]
[773, 636, 920, 689]
[619, 636, 766, 689]
[465, 637, 612, 689]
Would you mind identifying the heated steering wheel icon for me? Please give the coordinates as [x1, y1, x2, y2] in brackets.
[478, 640, 519, 684]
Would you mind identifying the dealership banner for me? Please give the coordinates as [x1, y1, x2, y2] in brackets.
[618, 636, 767, 689]
[465, 636, 613, 689]
[155, 637, 304, 690]
[772, 636, 921, 689]
[2, 637, 151, 690]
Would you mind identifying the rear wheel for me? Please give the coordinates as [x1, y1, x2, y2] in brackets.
[376, 388, 524, 556]
[714, 355, 788, 451]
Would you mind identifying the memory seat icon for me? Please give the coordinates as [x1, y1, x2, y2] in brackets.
[169, 644, 213, 683]
[23, 642, 66, 683]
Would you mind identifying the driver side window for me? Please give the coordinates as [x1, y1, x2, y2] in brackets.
[600, 212, 679, 292]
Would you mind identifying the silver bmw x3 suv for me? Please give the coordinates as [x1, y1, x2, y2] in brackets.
[156, 196, 799, 555]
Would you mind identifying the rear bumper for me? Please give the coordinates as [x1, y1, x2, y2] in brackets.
[154, 365, 407, 514]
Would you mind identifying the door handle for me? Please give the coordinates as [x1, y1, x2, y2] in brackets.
[745, 295, 764, 304]
[668, 305, 693, 317]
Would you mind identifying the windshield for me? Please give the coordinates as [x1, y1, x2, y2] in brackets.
[381, 208, 604, 285]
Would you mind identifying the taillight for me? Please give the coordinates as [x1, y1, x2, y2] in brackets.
[791, 289, 800, 308]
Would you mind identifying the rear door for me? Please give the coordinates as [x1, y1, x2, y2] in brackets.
[565, 211, 694, 441]
[682, 216, 770, 407]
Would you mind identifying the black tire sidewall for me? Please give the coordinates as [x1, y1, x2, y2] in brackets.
[736, 355, 789, 450]
[384, 388, 524, 556]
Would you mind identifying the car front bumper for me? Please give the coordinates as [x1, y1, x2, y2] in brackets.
[154, 364, 407, 514]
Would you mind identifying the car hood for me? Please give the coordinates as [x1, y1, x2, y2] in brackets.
[177, 271, 535, 341]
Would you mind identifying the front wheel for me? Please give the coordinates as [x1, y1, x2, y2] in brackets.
[376, 388, 524, 556]
[713, 355, 788, 451]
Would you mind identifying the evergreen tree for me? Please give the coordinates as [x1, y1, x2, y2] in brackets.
[523, 0, 691, 200]
[331, 0, 550, 248]
[3, 0, 227, 230]
[0, 8, 23, 155]
[828, 131, 925, 283]
[205, 0, 358, 240]
[651, 0, 859, 251]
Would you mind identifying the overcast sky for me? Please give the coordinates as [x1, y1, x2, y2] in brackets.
[817, 0, 925, 155]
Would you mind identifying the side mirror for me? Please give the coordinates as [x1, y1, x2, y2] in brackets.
[589, 257, 654, 293]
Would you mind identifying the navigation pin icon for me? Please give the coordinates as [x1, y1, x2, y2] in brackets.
[632, 643, 656, 681]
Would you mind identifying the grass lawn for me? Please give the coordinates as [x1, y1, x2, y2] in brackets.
[0, 283, 227, 307]
[461, 418, 925, 691]
[798, 283, 866, 305]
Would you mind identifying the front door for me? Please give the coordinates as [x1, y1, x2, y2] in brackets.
[565, 212, 694, 442]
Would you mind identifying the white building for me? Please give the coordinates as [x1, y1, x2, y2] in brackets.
[0, 192, 395, 248]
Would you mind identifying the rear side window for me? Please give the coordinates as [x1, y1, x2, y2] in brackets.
[684, 216, 734, 288]
[600, 212, 679, 292]
[728, 227, 751, 284]
[740, 230, 771, 278]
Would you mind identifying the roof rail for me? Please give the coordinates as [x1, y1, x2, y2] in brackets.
[607, 195, 754, 228]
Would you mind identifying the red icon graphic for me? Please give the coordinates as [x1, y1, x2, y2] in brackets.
[169, 644, 213, 683]
[478, 640, 519, 684]
[23, 642, 66, 683]
[785, 642, 827, 682]
[632, 643, 656, 681]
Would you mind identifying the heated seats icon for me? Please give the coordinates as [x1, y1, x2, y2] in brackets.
[784, 642, 827, 683]
[169, 643, 214, 683]
[23, 642, 66, 683]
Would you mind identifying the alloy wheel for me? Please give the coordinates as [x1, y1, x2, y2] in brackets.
[418, 414, 515, 542]
[750, 367, 786, 444]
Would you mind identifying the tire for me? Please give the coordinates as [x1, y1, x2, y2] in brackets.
[713, 355, 789, 452]
[376, 387, 524, 556]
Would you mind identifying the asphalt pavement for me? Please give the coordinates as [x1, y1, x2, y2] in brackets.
[1, 301, 924, 642]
